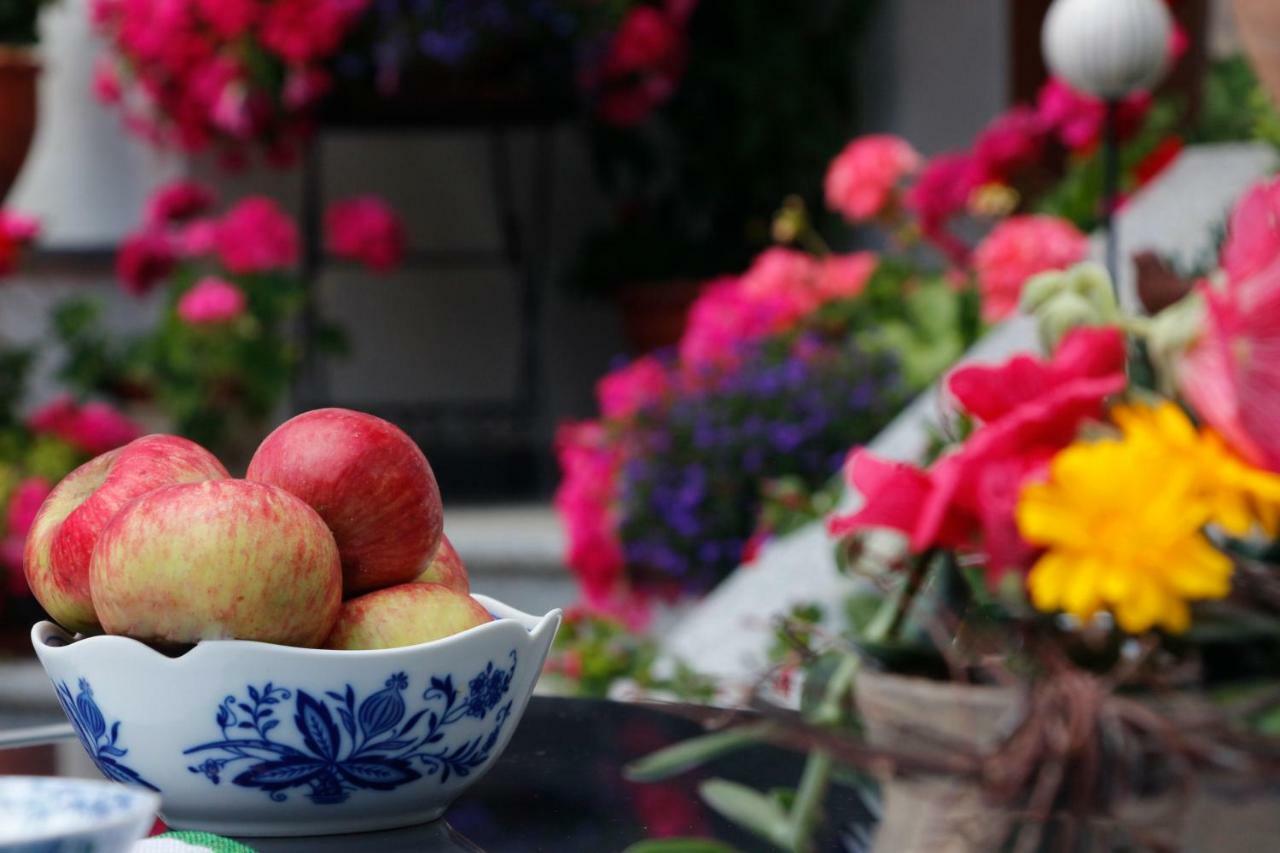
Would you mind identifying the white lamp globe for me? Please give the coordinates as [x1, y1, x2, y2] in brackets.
[1042, 0, 1175, 99]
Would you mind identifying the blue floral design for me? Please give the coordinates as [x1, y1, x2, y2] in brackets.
[55, 678, 160, 792]
[183, 651, 517, 804]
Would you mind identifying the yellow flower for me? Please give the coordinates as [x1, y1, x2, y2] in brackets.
[1016, 413, 1234, 634]
[1112, 401, 1280, 537]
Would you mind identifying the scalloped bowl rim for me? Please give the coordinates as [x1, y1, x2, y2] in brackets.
[0, 775, 160, 846]
[30, 594, 560, 661]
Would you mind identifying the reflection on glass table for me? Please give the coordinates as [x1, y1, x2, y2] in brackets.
[0, 696, 874, 852]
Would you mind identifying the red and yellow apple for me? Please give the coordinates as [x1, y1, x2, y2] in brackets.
[246, 408, 444, 596]
[24, 434, 229, 633]
[90, 479, 342, 647]
[415, 534, 469, 594]
[324, 583, 490, 650]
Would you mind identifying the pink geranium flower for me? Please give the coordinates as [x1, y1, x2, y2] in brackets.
[214, 196, 299, 274]
[816, 252, 878, 301]
[325, 196, 405, 274]
[145, 180, 217, 226]
[7, 477, 51, 540]
[194, 0, 257, 39]
[829, 327, 1127, 579]
[554, 421, 626, 602]
[116, 230, 176, 296]
[824, 135, 922, 223]
[28, 395, 142, 456]
[596, 355, 670, 421]
[177, 276, 247, 325]
[973, 215, 1089, 322]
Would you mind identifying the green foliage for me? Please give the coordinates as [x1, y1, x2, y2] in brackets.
[578, 0, 878, 292]
[545, 610, 715, 701]
[623, 724, 774, 783]
[623, 840, 742, 853]
[53, 271, 304, 455]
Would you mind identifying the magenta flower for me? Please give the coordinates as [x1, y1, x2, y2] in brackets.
[145, 180, 217, 227]
[325, 196, 405, 274]
[554, 421, 626, 603]
[1221, 176, 1280, 285]
[28, 395, 142, 456]
[214, 197, 299, 274]
[596, 356, 671, 421]
[116, 230, 176, 296]
[177, 276, 248, 326]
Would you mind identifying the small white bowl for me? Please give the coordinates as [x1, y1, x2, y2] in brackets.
[32, 595, 561, 837]
[0, 775, 159, 853]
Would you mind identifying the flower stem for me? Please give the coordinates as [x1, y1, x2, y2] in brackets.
[865, 550, 934, 645]
[786, 750, 832, 853]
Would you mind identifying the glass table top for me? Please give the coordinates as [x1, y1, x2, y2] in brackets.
[0, 696, 873, 852]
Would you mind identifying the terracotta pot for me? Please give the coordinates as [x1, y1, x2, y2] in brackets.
[0, 49, 37, 203]
[615, 279, 703, 355]
[1233, 0, 1280, 109]
[856, 671, 1280, 852]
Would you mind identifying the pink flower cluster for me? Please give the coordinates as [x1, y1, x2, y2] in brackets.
[91, 0, 371, 161]
[0, 210, 39, 276]
[0, 477, 51, 581]
[177, 276, 248, 325]
[829, 326, 1127, 581]
[325, 196, 406, 274]
[588, 2, 695, 127]
[28, 395, 143, 457]
[886, 72, 1160, 267]
[554, 421, 627, 605]
[679, 249, 877, 371]
[972, 215, 1090, 322]
[1179, 176, 1280, 473]
[118, 182, 300, 296]
[596, 355, 671, 421]
[824, 135, 922, 223]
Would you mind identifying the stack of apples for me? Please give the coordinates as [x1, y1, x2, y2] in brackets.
[23, 408, 491, 650]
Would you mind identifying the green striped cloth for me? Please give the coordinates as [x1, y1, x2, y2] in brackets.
[134, 831, 257, 852]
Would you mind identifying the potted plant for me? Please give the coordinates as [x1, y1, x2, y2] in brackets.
[0, 0, 53, 201]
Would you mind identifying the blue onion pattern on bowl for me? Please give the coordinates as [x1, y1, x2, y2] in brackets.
[32, 595, 560, 837]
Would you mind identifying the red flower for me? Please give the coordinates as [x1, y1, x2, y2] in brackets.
[214, 196, 299, 274]
[145, 180, 217, 227]
[593, 7, 687, 127]
[0, 210, 38, 276]
[193, 0, 257, 39]
[6, 477, 51, 540]
[325, 196, 405, 274]
[116, 230, 176, 296]
[260, 0, 366, 64]
[973, 107, 1048, 182]
[27, 396, 143, 456]
[905, 152, 983, 265]
[1133, 137, 1184, 188]
[829, 327, 1126, 579]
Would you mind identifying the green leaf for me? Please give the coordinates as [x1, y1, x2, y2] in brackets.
[624, 724, 772, 782]
[698, 779, 792, 850]
[623, 840, 741, 853]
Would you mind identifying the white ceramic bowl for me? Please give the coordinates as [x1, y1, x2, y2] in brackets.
[0, 775, 159, 853]
[31, 595, 561, 837]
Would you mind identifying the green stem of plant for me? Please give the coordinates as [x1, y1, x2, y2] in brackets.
[798, 225, 831, 257]
[864, 550, 934, 646]
[786, 750, 832, 853]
